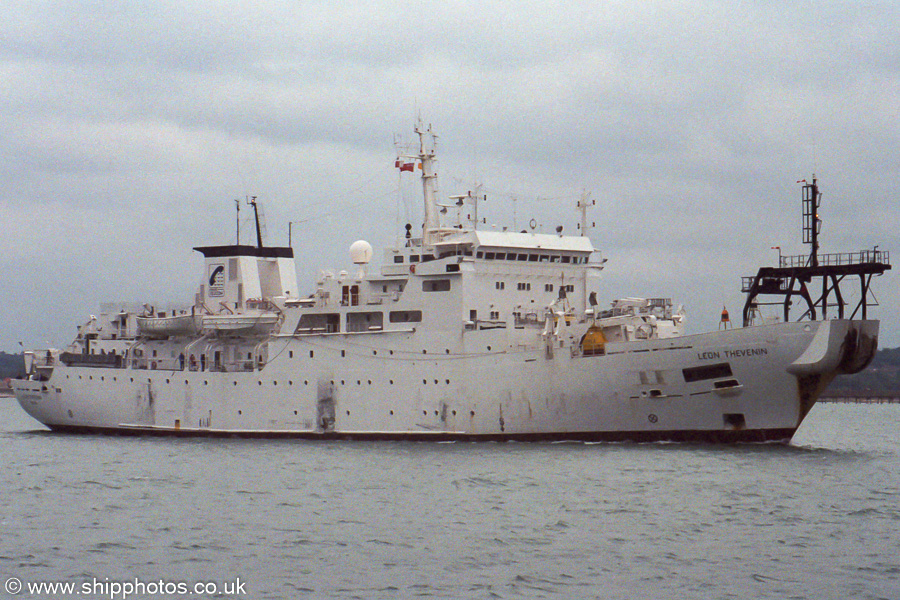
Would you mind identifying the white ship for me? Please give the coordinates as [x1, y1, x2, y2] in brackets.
[12, 124, 891, 442]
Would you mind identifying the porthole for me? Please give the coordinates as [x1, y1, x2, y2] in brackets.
[452, 410, 457, 416]
[445, 379, 450, 384]
[341, 380, 345, 385]
[470, 410, 475, 416]
[293, 410, 298, 415]
[390, 410, 394, 415]
[346, 410, 351, 416]
[273, 381, 278, 386]
[487, 346, 492, 351]
[233, 381, 237, 386]
[445, 349, 450, 354]
[341, 350, 346, 357]
[423, 379, 427, 385]
[238, 410, 242, 415]
[258, 381, 262, 386]
[422, 410, 427, 415]
[390, 380, 394, 385]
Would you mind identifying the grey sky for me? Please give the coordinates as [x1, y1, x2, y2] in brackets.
[2, 1, 897, 350]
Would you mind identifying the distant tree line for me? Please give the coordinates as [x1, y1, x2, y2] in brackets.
[0, 352, 25, 379]
[826, 346, 900, 396]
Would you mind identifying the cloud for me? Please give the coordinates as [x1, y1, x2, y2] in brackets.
[1, 0, 898, 349]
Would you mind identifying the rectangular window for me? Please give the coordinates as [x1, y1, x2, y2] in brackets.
[517, 254, 528, 262]
[393, 255, 404, 263]
[389, 310, 423, 323]
[410, 255, 420, 262]
[347, 311, 384, 332]
[423, 279, 451, 292]
[561, 256, 571, 264]
[683, 363, 733, 383]
[228, 258, 238, 281]
[485, 252, 495, 260]
[528, 254, 539, 262]
[296, 313, 340, 334]
[495, 253, 505, 260]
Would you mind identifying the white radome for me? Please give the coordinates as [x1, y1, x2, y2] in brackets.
[350, 240, 373, 265]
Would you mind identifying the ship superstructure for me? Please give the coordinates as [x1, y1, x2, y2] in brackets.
[13, 125, 890, 442]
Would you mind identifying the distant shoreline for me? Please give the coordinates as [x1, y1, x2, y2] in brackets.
[820, 395, 900, 404]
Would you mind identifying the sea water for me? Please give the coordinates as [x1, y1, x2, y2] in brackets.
[1, 399, 898, 600]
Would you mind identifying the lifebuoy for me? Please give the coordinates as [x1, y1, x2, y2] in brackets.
[410, 264, 416, 274]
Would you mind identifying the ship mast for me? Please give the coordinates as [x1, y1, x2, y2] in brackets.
[801, 176, 820, 267]
[247, 196, 263, 248]
[415, 120, 440, 246]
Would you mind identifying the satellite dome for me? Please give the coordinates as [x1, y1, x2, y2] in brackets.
[349, 240, 373, 265]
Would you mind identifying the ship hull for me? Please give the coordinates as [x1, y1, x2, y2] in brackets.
[13, 319, 878, 443]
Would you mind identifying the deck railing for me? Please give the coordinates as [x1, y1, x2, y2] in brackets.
[779, 249, 890, 268]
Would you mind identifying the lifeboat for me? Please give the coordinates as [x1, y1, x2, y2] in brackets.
[136, 314, 201, 338]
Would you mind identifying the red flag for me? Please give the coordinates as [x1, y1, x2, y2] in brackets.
[399, 162, 414, 172]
